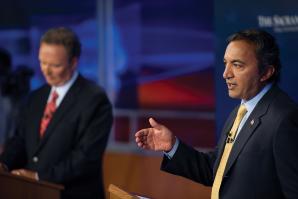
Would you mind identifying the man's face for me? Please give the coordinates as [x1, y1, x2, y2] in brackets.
[223, 40, 266, 101]
[39, 43, 77, 86]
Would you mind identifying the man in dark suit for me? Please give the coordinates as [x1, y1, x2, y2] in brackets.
[135, 29, 298, 199]
[0, 27, 113, 199]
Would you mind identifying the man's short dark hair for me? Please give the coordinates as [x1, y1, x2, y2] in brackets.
[227, 29, 281, 83]
[40, 27, 81, 61]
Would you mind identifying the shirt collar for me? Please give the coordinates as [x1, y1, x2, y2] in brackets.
[241, 83, 272, 114]
[48, 71, 78, 105]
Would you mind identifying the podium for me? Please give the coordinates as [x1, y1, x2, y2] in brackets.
[0, 171, 64, 199]
[108, 184, 140, 199]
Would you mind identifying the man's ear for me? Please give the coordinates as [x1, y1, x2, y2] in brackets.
[70, 57, 78, 70]
[260, 65, 275, 82]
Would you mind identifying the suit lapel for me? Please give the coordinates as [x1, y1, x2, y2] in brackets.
[30, 86, 51, 147]
[223, 86, 279, 176]
[34, 75, 85, 153]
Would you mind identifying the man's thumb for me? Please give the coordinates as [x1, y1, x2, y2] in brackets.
[149, 117, 162, 129]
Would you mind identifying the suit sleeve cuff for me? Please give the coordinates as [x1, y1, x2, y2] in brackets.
[164, 137, 179, 159]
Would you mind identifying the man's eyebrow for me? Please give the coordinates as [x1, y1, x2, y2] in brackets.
[223, 59, 245, 64]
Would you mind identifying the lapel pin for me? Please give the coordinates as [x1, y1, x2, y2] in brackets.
[250, 119, 254, 126]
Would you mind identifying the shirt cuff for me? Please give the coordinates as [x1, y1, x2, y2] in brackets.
[164, 137, 179, 159]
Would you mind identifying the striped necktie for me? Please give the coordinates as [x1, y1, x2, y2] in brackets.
[39, 90, 59, 137]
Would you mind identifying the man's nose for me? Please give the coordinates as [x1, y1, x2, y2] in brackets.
[223, 64, 232, 79]
[42, 64, 51, 74]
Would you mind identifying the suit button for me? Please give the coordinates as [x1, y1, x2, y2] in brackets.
[33, 156, 39, 163]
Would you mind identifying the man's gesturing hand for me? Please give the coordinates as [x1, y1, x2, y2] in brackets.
[135, 118, 176, 152]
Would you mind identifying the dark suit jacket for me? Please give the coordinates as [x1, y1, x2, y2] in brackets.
[0, 75, 113, 199]
[161, 85, 298, 199]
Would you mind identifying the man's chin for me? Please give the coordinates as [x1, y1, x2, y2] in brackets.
[46, 79, 57, 86]
[228, 91, 239, 99]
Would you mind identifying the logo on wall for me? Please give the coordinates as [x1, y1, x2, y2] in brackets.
[258, 15, 298, 33]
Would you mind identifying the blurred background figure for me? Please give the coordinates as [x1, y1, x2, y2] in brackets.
[0, 48, 13, 153]
[0, 48, 33, 152]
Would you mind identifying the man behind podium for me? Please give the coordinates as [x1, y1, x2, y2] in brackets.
[0, 27, 113, 199]
[135, 29, 298, 198]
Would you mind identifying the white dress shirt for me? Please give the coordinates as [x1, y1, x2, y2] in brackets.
[47, 71, 78, 107]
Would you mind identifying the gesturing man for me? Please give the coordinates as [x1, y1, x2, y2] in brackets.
[135, 29, 298, 199]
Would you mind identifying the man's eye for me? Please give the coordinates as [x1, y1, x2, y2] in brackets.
[48, 64, 61, 68]
[233, 63, 242, 68]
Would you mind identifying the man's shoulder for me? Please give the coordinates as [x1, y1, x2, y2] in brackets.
[75, 75, 106, 96]
[29, 84, 50, 97]
[272, 86, 297, 106]
[267, 86, 298, 115]
[72, 75, 111, 108]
